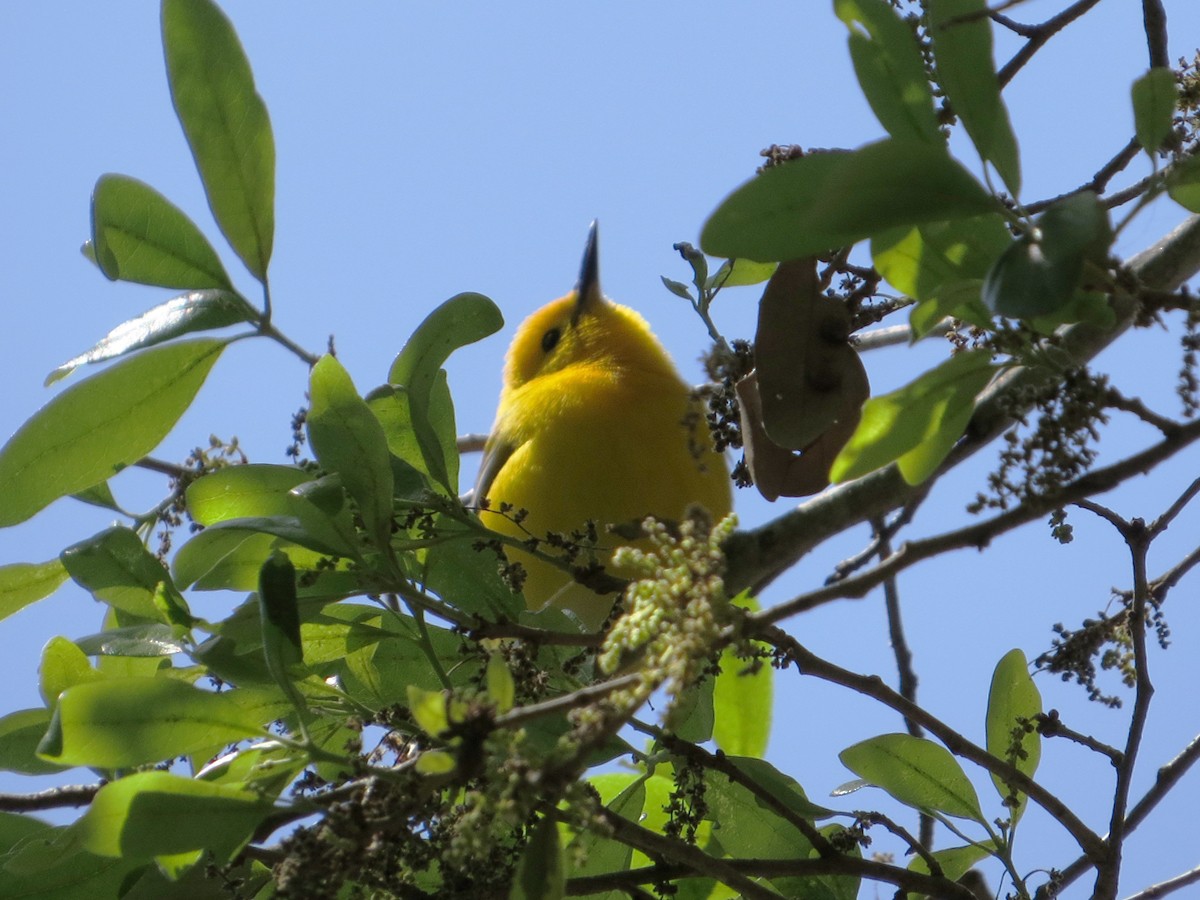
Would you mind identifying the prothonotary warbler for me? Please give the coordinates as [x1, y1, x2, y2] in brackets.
[475, 223, 732, 630]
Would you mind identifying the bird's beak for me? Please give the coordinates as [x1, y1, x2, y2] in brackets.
[572, 220, 602, 324]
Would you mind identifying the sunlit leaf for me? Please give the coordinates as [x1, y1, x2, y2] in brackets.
[840, 732, 985, 821]
[0, 559, 68, 622]
[1166, 153, 1200, 212]
[0, 340, 224, 527]
[89, 174, 232, 290]
[73, 771, 275, 861]
[308, 355, 394, 546]
[162, 0, 274, 280]
[47, 291, 255, 386]
[39, 678, 266, 768]
[0, 709, 65, 775]
[986, 649, 1042, 825]
[713, 596, 772, 758]
[384, 292, 503, 494]
[831, 350, 996, 484]
[701, 139, 996, 262]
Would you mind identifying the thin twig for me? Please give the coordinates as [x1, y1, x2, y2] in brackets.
[1037, 711, 1124, 766]
[628, 720, 835, 855]
[754, 414, 1200, 623]
[493, 674, 643, 730]
[1121, 865, 1200, 900]
[760, 628, 1107, 863]
[1037, 731, 1200, 899]
[597, 808, 785, 900]
[1148, 476, 1200, 537]
[998, 0, 1105, 87]
[566, 851, 981, 900]
[0, 783, 101, 812]
[457, 433, 488, 454]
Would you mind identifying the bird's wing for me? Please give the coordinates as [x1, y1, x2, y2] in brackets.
[471, 436, 515, 506]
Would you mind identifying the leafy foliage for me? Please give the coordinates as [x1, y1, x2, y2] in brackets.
[1, 2, 1198, 898]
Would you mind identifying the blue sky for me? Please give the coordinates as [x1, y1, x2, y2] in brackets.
[3, 2, 1200, 895]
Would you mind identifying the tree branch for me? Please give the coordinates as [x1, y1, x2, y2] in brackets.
[0, 783, 101, 812]
[725, 214, 1200, 599]
[759, 628, 1108, 863]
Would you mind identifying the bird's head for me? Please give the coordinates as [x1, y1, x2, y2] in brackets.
[503, 222, 677, 392]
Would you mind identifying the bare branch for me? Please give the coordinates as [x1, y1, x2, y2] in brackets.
[0, 783, 101, 812]
[759, 628, 1108, 863]
[1121, 864, 1200, 900]
[998, 0, 1105, 87]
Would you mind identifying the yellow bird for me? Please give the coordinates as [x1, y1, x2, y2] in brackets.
[475, 224, 732, 630]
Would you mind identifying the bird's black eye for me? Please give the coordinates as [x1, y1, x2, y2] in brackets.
[541, 327, 561, 353]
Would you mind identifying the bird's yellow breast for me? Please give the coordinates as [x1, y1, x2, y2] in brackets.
[480, 291, 731, 630]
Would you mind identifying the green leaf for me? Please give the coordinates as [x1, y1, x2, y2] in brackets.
[47, 290, 256, 386]
[39, 677, 266, 768]
[308, 355, 394, 545]
[510, 815, 564, 900]
[701, 139, 996, 262]
[0, 830, 136, 898]
[928, 0, 1021, 195]
[712, 258, 778, 288]
[909, 280, 992, 339]
[39, 637, 102, 709]
[660, 276, 695, 300]
[703, 766, 818, 860]
[872, 214, 1010, 303]
[73, 624, 188, 659]
[162, 0, 274, 280]
[713, 595, 772, 758]
[1166, 153, 1200, 212]
[60, 526, 189, 621]
[726, 757, 836, 819]
[907, 841, 994, 893]
[89, 174, 232, 290]
[407, 686, 451, 738]
[570, 776, 644, 879]
[1132, 67, 1178, 153]
[831, 349, 995, 484]
[73, 771, 275, 861]
[671, 677, 715, 744]
[0, 709, 66, 775]
[986, 649, 1042, 824]
[0, 559, 68, 622]
[385, 292, 503, 493]
[420, 526, 523, 621]
[258, 551, 304, 681]
[486, 653, 516, 713]
[368, 375, 457, 495]
[835, 0, 941, 143]
[839, 733, 985, 821]
[0, 339, 224, 527]
[983, 192, 1111, 319]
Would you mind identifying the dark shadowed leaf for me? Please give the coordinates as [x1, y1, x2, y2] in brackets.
[1131, 67, 1178, 153]
[928, 0, 1021, 194]
[835, 0, 941, 143]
